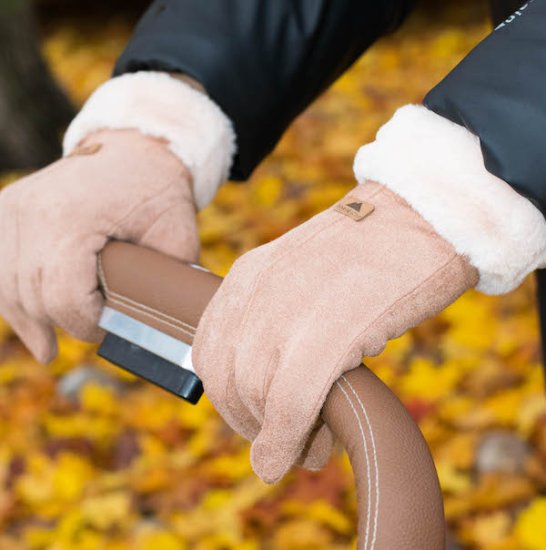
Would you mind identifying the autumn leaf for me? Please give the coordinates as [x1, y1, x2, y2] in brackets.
[0, 3, 543, 549]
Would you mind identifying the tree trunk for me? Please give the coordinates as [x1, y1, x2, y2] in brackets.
[0, 0, 74, 171]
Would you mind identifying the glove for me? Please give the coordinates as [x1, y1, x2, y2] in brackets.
[0, 71, 235, 363]
[193, 103, 546, 484]
[192, 179, 479, 483]
[0, 129, 199, 363]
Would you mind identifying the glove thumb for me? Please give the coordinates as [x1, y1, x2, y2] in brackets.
[134, 201, 200, 264]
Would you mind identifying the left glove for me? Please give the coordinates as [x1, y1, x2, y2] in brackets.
[193, 178, 479, 483]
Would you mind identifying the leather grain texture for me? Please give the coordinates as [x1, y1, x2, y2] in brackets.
[99, 241, 222, 345]
[322, 367, 445, 549]
[99, 241, 446, 547]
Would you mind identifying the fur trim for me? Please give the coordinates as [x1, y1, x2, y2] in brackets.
[63, 72, 236, 210]
[354, 104, 546, 295]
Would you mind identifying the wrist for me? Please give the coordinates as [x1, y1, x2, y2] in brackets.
[354, 105, 546, 295]
[63, 71, 236, 210]
[74, 127, 196, 200]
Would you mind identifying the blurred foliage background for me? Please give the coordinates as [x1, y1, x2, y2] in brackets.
[0, 0, 545, 548]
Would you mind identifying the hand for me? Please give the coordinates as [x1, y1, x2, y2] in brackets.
[192, 180, 479, 483]
[0, 129, 199, 363]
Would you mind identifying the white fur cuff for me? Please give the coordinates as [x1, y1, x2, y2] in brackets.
[354, 104, 546, 295]
[63, 72, 236, 210]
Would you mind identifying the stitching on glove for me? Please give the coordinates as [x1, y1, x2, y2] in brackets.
[234, 186, 387, 359]
[260, 347, 281, 405]
[224, 348, 262, 437]
[105, 179, 180, 239]
[353, 250, 460, 350]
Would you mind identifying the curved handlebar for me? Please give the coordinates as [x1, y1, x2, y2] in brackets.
[322, 367, 445, 548]
[98, 241, 445, 548]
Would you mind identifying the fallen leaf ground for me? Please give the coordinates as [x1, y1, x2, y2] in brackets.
[0, 3, 545, 549]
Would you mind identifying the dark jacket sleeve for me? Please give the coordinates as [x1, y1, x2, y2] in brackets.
[425, 0, 546, 214]
[114, 0, 414, 181]
[427, 1, 546, 379]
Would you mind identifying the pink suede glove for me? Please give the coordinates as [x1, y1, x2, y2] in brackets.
[192, 180, 479, 483]
[0, 129, 199, 363]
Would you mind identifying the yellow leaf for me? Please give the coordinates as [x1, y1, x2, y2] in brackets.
[282, 500, 352, 535]
[460, 511, 512, 547]
[81, 491, 132, 530]
[515, 498, 546, 550]
[136, 531, 186, 550]
[81, 382, 118, 415]
[16, 452, 93, 511]
[400, 357, 462, 401]
[436, 462, 472, 495]
[273, 519, 333, 550]
[252, 175, 283, 206]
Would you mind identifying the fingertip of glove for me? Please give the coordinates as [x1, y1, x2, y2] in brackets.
[36, 349, 57, 365]
[8, 316, 58, 365]
[250, 436, 298, 484]
[30, 335, 58, 365]
[296, 423, 335, 471]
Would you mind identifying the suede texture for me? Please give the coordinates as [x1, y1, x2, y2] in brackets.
[354, 105, 546, 295]
[63, 72, 236, 210]
[192, 181, 479, 484]
[0, 129, 199, 364]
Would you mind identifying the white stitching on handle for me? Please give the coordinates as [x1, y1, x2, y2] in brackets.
[106, 295, 195, 341]
[97, 254, 197, 333]
[336, 379, 372, 550]
[107, 290, 196, 333]
[342, 375, 379, 550]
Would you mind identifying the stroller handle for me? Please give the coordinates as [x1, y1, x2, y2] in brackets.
[322, 367, 445, 548]
[97, 241, 446, 549]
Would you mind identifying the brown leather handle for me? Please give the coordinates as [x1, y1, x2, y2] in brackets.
[99, 241, 445, 548]
[322, 367, 445, 548]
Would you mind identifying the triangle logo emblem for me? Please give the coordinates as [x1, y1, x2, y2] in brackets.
[347, 201, 362, 212]
[334, 195, 375, 221]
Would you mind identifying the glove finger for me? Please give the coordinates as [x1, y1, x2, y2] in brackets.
[42, 236, 106, 343]
[137, 202, 200, 264]
[212, 345, 261, 441]
[192, 257, 269, 439]
[235, 341, 335, 467]
[296, 421, 335, 471]
[1, 304, 57, 363]
[249, 341, 362, 484]
[193, 314, 261, 441]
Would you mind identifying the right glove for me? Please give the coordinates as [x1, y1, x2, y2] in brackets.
[0, 128, 199, 363]
[0, 71, 235, 364]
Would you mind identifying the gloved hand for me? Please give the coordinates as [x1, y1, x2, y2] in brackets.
[192, 179, 479, 483]
[0, 129, 199, 363]
[0, 69, 235, 364]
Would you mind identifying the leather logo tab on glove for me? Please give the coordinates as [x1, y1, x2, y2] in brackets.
[334, 195, 375, 221]
[69, 143, 103, 157]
